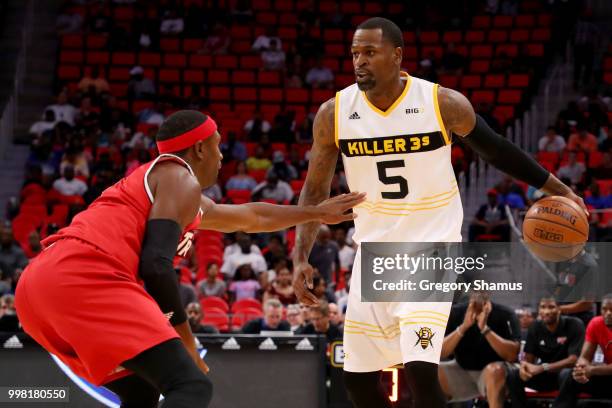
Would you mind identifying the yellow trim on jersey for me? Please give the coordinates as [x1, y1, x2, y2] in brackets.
[345, 319, 399, 332]
[399, 315, 449, 324]
[433, 83, 451, 145]
[400, 320, 448, 329]
[356, 190, 459, 215]
[360, 187, 459, 208]
[400, 310, 450, 318]
[334, 92, 340, 148]
[344, 330, 401, 339]
[361, 72, 411, 117]
[344, 325, 402, 335]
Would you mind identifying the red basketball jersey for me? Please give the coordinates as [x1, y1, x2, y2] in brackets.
[43, 154, 202, 279]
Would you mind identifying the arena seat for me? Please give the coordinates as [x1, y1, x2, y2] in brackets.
[230, 307, 264, 330]
[202, 307, 230, 332]
[200, 296, 229, 313]
[232, 298, 262, 313]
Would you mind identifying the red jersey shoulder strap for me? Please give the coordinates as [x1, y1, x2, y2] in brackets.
[144, 153, 196, 203]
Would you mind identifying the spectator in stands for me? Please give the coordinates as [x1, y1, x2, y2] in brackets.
[300, 303, 311, 326]
[29, 110, 56, 139]
[225, 161, 256, 191]
[0, 294, 19, 331]
[199, 23, 230, 55]
[220, 131, 247, 162]
[251, 171, 294, 203]
[495, 176, 527, 210]
[308, 225, 340, 282]
[295, 117, 313, 144]
[252, 26, 281, 52]
[268, 151, 298, 182]
[305, 58, 334, 89]
[539, 126, 567, 153]
[591, 152, 612, 180]
[555, 294, 612, 406]
[312, 275, 336, 303]
[186, 302, 219, 334]
[439, 292, 521, 408]
[585, 182, 611, 210]
[44, 92, 77, 127]
[599, 127, 612, 153]
[202, 183, 222, 202]
[223, 231, 262, 259]
[335, 270, 351, 313]
[328, 302, 344, 329]
[125, 149, 152, 177]
[60, 144, 90, 179]
[416, 57, 437, 83]
[558, 152, 586, 185]
[554, 250, 597, 327]
[160, 9, 184, 35]
[87, 4, 112, 33]
[244, 110, 271, 140]
[127, 66, 156, 100]
[175, 268, 197, 308]
[78, 67, 109, 96]
[196, 263, 226, 298]
[286, 304, 304, 332]
[468, 189, 510, 241]
[23, 231, 42, 259]
[229, 264, 261, 302]
[263, 266, 296, 306]
[52, 165, 88, 197]
[491, 51, 513, 74]
[516, 307, 536, 341]
[246, 145, 272, 171]
[506, 296, 584, 408]
[261, 39, 286, 71]
[56, 3, 83, 34]
[335, 228, 355, 272]
[137, 102, 165, 126]
[296, 301, 343, 342]
[568, 126, 598, 153]
[0, 224, 28, 292]
[242, 298, 290, 334]
[262, 234, 287, 269]
[222, 233, 267, 279]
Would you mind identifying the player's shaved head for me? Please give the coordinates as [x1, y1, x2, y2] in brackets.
[356, 17, 403, 49]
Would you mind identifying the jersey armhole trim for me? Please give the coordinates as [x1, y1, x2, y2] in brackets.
[144, 153, 196, 203]
[334, 91, 340, 148]
[433, 83, 451, 145]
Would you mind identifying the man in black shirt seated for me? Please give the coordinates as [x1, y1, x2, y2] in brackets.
[506, 296, 584, 408]
[241, 298, 291, 334]
[186, 302, 219, 334]
[295, 301, 343, 343]
[439, 292, 520, 408]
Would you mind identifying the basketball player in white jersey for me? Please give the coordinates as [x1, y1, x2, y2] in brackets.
[292, 17, 587, 408]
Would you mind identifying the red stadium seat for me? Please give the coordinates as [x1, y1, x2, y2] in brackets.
[226, 189, 252, 202]
[493, 15, 513, 28]
[538, 14, 552, 26]
[496, 44, 519, 57]
[402, 32, 416, 44]
[493, 105, 515, 124]
[498, 89, 522, 104]
[515, 15, 536, 27]
[21, 184, 47, 205]
[442, 31, 462, 43]
[234, 87, 258, 102]
[422, 46, 443, 59]
[260, 88, 283, 103]
[160, 38, 180, 52]
[460, 75, 482, 89]
[341, 2, 362, 13]
[256, 12, 277, 25]
[419, 31, 439, 44]
[470, 60, 490, 74]
[240, 56, 261, 69]
[484, 74, 506, 88]
[233, 71, 256, 85]
[61, 34, 83, 49]
[232, 298, 262, 312]
[60, 51, 83, 64]
[596, 180, 612, 195]
[158, 69, 180, 83]
[471, 90, 495, 104]
[404, 46, 418, 60]
[510, 29, 530, 43]
[189, 55, 212, 68]
[465, 30, 485, 43]
[111, 52, 136, 66]
[290, 179, 305, 194]
[532, 28, 551, 42]
[58, 65, 81, 81]
[311, 89, 333, 104]
[209, 87, 231, 101]
[588, 151, 604, 168]
[258, 71, 280, 86]
[86, 34, 107, 49]
[525, 43, 544, 57]
[324, 29, 344, 43]
[285, 89, 309, 104]
[325, 44, 345, 57]
[200, 297, 229, 313]
[202, 307, 229, 332]
[488, 30, 508, 43]
[183, 70, 204, 84]
[438, 75, 459, 89]
[472, 16, 491, 29]
[208, 70, 229, 84]
[183, 38, 204, 52]
[508, 74, 530, 88]
[215, 55, 238, 69]
[163, 53, 187, 68]
[230, 308, 263, 330]
[230, 26, 252, 40]
[537, 152, 560, 166]
[138, 52, 161, 66]
[471, 45, 493, 58]
[109, 67, 130, 81]
[248, 169, 267, 183]
[86, 51, 110, 64]
[113, 6, 134, 20]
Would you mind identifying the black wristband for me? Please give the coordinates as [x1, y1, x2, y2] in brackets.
[139, 219, 187, 326]
[461, 115, 550, 189]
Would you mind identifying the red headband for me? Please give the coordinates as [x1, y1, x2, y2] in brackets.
[156, 117, 217, 154]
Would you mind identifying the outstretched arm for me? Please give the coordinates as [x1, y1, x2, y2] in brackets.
[198, 192, 364, 233]
[437, 87, 587, 212]
[292, 98, 339, 305]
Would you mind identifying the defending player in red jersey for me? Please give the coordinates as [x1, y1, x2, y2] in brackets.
[15, 110, 365, 408]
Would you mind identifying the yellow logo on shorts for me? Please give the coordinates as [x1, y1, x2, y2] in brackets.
[414, 327, 435, 350]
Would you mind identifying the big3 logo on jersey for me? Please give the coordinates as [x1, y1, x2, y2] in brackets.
[414, 327, 435, 350]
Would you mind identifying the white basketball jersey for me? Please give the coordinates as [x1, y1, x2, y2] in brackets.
[336, 72, 463, 243]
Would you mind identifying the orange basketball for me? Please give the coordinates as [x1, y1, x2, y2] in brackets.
[522, 196, 588, 262]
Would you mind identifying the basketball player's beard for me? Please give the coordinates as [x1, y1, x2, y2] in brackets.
[356, 77, 376, 91]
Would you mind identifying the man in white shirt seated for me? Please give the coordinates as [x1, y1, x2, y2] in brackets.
[251, 26, 281, 52]
[29, 110, 56, 138]
[52, 166, 87, 197]
[251, 171, 294, 203]
[538, 126, 567, 153]
[44, 92, 77, 126]
[221, 233, 267, 278]
[305, 58, 334, 89]
[261, 39, 286, 71]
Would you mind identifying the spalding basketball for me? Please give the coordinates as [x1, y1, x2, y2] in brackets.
[522, 196, 588, 262]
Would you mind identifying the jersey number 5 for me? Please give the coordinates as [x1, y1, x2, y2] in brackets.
[376, 160, 408, 199]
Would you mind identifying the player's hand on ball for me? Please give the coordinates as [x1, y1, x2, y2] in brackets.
[293, 262, 319, 306]
[563, 191, 589, 216]
[316, 192, 366, 224]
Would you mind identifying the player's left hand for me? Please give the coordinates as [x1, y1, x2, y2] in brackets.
[316, 192, 366, 224]
[562, 190, 589, 217]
